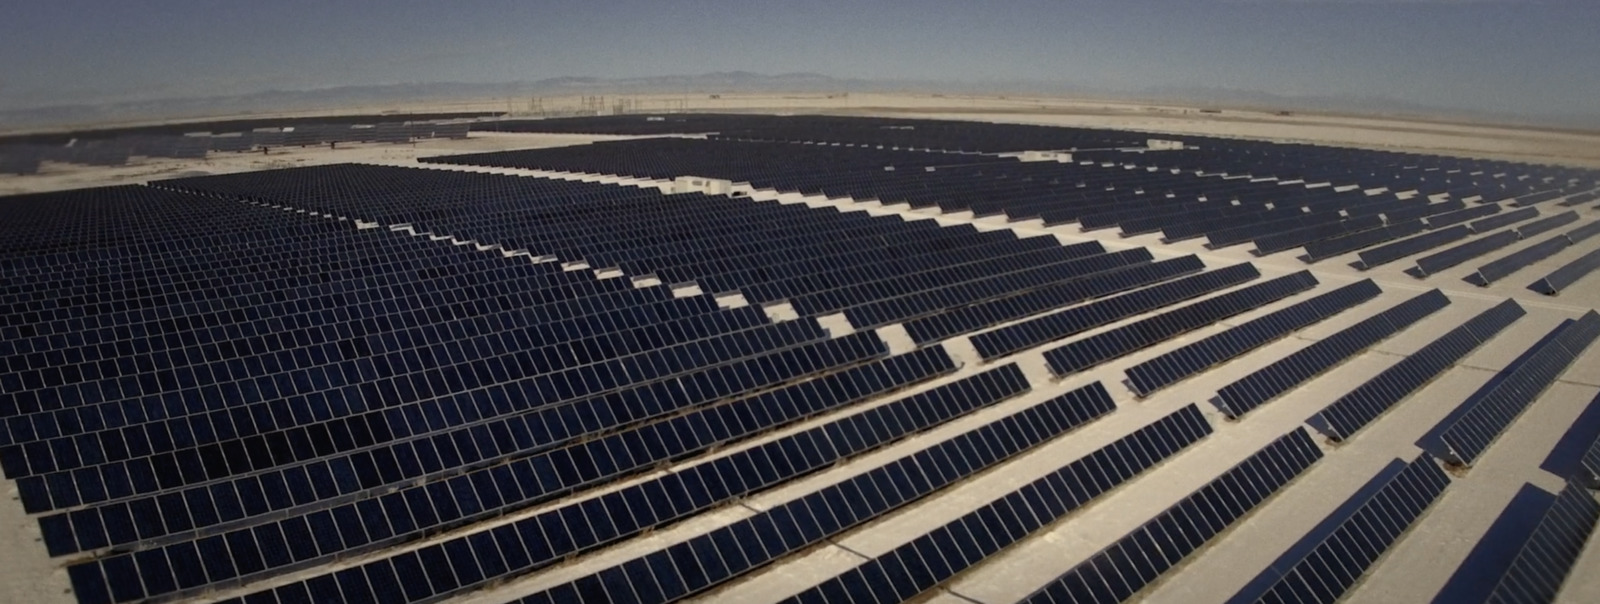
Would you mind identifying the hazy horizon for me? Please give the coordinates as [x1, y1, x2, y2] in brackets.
[4, 0, 1597, 122]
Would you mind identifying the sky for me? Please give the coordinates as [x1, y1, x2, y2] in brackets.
[1, 0, 1597, 120]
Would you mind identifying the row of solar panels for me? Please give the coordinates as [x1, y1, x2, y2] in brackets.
[0, 167, 1231, 603]
[414, 138, 1600, 276]
[6, 195, 1593, 600]
[3, 135, 1600, 604]
[483, 114, 1147, 152]
[219, 288, 1599, 604]
[0, 123, 471, 174]
[475, 114, 1590, 195]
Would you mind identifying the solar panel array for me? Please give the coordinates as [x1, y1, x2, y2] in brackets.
[4, 113, 1600, 604]
[2, 176, 1026, 603]
[1020, 428, 1324, 604]
[1465, 219, 1600, 286]
[475, 114, 1150, 152]
[1043, 271, 1319, 378]
[1435, 479, 1600, 604]
[511, 380, 1138, 604]
[970, 262, 1262, 361]
[1123, 279, 1379, 397]
[218, 361, 1026, 604]
[1308, 300, 1527, 441]
[1212, 289, 1451, 418]
[1227, 455, 1453, 604]
[778, 402, 1213, 604]
[419, 132, 1600, 273]
[1419, 311, 1600, 467]
[0, 119, 479, 174]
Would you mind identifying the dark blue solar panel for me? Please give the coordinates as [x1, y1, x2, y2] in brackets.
[1020, 429, 1324, 604]
[1356, 225, 1472, 270]
[1213, 289, 1449, 418]
[512, 380, 1152, 604]
[972, 262, 1260, 361]
[1464, 235, 1572, 286]
[1226, 455, 1451, 604]
[1529, 247, 1600, 296]
[1514, 210, 1580, 239]
[1481, 479, 1600, 601]
[1303, 219, 1428, 262]
[1422, 203, 1500, 229]
[1467, 207, 1539, 234]
[1412, 230, 1521, 278]
[1308, 300, 1525, 441]
[72, 348, 974, 602]
[1418, 311, 1600, 467]
[1125, 279, 1379, 397]
[1558, 192, 1599, 207]
[1433, 479, 1600, 604]
[1043, 271, 1318, 378]
[907, 255, 1204, 347]
[785, 404, 1219, 604]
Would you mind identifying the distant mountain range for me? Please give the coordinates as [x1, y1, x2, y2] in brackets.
[1, 72, 1593, 133]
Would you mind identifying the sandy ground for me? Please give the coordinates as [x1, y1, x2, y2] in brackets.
[2, 100, 1599, 604]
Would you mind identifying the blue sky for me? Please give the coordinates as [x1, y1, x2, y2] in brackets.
[1, 0, 1596, 120]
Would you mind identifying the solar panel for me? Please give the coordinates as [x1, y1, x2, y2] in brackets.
[0, 155, 42, 175]
[971, 262, 1260, 361]
[1411, 230, 1521, 278]
[509, 377, 1139, 604]
[1558, 191, 1599, 207]
[216, 353, 1001, 604]
[841, 246, 1152, 329]
[1434, 480, 1600, 604]
[1125, 279, 1379, 397]
[1307, 299, 1525, 441]
[1355, 225, 1471, 270]
[7, 119, 1598, 604]
[1422, 203, 1500, 229]
[1044, 270, 1318, 378]
[1463, 234, 1572, 286]
[1020, 429, 1323, 604]
[778, 399, 1212, 604]
[1418, 311, 1600, 467]
[1225, 455, 1451, 604]
[1212, 289, 1450, 418]
[1528, 247, 1600, 295]
[1302, 219, 1425, 262]
[1583, 427, 1600, 491]
[1515, 210, 1580, 238]
[904, 255, 1204, 346]
[1468, 207, 1539, 234]
[1563, 219, 1600, 245]
[1480, 479, 1600, 601]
